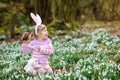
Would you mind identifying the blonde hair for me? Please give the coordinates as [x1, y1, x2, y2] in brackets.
[21, 24, 46, 41]
[33, 24, 46, 38]
[29, 32, 34, 41]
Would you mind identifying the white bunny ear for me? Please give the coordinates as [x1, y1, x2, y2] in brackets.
[30, 13, 38, 24]
[36, 14, 42, 25]
[30, 12, 42, 35]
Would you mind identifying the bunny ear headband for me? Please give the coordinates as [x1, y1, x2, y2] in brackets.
[30, 12, 42, 35]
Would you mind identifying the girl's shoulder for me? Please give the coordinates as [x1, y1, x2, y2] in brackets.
[29, 38, 52, 45]
[47, 38, 51, 41]
[29, 39, 37, 46]
[46, 38, 52, 43]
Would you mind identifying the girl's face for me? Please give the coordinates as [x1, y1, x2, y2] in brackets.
[37, 26, 48, 40]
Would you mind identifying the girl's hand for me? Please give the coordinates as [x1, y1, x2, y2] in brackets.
[21, 32, 29, 43]
[35, 46, 41, 51]
[22, 40, 28, 44]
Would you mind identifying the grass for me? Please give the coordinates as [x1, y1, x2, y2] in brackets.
[0, 28, 120, 80]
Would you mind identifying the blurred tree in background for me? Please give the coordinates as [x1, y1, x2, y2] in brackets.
[0, 0, 120, 39]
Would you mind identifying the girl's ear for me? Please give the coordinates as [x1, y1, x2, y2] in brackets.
[30, 13, 38, 24]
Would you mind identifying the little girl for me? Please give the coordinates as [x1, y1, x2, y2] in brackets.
[21, 13, 53, 75]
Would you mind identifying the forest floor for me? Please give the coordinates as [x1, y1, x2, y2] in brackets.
[81, 21, 120, 37]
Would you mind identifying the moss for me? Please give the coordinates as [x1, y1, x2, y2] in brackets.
[71, 21, 80, 30]
[0, 28, 4, 34]
[47, 20, 67, 30]
[15, 27, 21, 35]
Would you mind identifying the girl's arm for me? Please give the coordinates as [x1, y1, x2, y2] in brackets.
[21, 32, 32, 54]
[21, 43, 31, 54]
[37, 38, 54, 55]
[22, 42, 36, 54]
[40, 45, 54, 55]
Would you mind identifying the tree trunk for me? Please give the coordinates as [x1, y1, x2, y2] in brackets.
[35, 0, 48, 22]
[10, 14, 17, 38]
[51, 0, 56, 21]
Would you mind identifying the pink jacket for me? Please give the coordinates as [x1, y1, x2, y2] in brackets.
[22, 38, 53, 65]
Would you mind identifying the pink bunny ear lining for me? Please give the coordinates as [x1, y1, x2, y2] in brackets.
[30, 13, 35, 19]
[30, 13, 38, 24]
[36, 14, 42, 25]
[30, 13, 33, 16]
